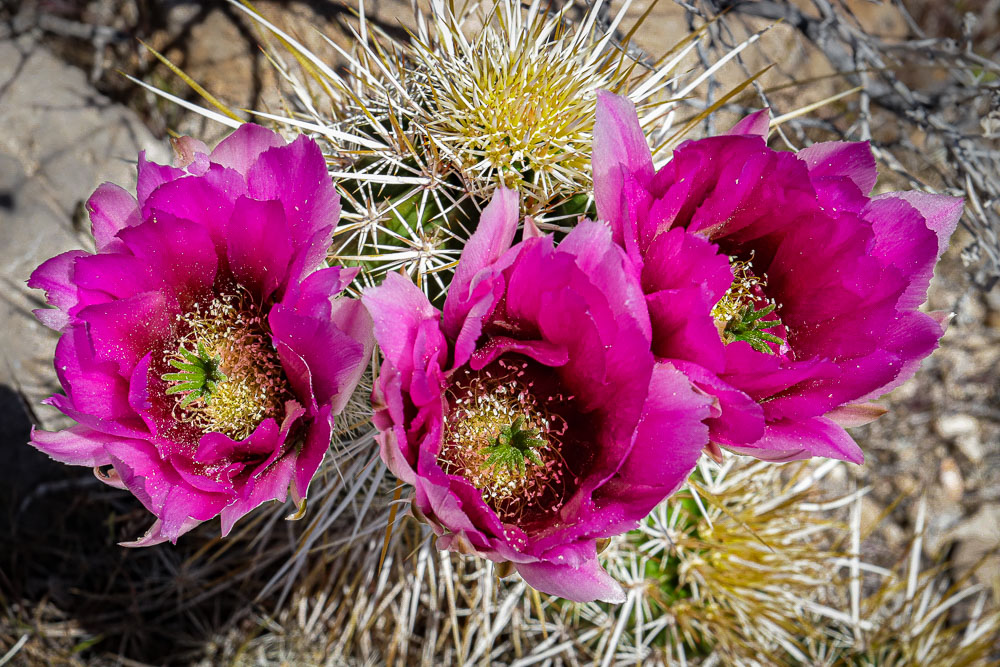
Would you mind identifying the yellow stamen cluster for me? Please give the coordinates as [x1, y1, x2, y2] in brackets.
[711, 253, 766, 330]
[439, 363, 570, 524]
[165, 289, 291, 442]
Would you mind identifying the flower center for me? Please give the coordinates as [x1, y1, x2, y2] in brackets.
[415, 7, 631, 206]
[712, 253, 785, 355]
[439, 359, 572, 525]
[162, 289, 292, 441]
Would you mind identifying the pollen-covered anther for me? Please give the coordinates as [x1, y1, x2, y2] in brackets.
[711, 254, 766, 329]
[439, 366, 569, 524]
[163, 289, 292, 441]
[712, 253, 786, 354]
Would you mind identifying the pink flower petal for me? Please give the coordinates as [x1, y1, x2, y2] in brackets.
[865, 194, 939, 310]
[30, 424, 117, 466]
[120, 516, 201, 547]
[797, 141, 878, 196]
[27, 250, 88, 331]
[593, 90, 655, 237]
[208, 123, 284, 175]
[888, 191, 963, 253]
[87, 182, 140, 251]
[270, 303, 366, 409]
[443, 187, 519, 346]
[516, 552, 626, 604]
[78, 291, 173, 376]
[247, 134, 340, 246]
[72, 253, 156, 303]
[54, 324, 133, 421]
[362, 272, 445, 381]
[116, 211, 220, 303]
[289, 405, 333, 507]
[825, 402, 888, 427]
[226, 196, 293, 300]
[726, 108, 771, 136]
[136, 150, 185, 208]
[105, 438, 229, 541]
[602, 362, 711, 498]
[671, 359, 765, 446]
[327, 299, 374, 415]
[727, 416, 865, 464]
[141, 165, 245, 250]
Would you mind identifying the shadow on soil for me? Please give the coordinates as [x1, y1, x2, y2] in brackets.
[0, 384, 285, 664]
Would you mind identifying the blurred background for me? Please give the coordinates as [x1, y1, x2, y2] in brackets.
[1, 0, 998, 664]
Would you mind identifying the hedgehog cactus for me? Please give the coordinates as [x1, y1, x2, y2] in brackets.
[228, 0, 703, 297]
[207, 454, 998, 666]
[104, 1, 998, 664]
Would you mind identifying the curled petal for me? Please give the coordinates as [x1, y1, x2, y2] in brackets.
[444, 188, 519, 325]
[171, 135, 210, 173]
[443, 187, 520, 352]
[593, 90, 655, 233]
[120, 516, 201, 548]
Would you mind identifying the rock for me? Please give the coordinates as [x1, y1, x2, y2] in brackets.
[0, 35, 166, 425]
[985, 283, 1000, 312]
[935, 414, 986, 464]
[939, 457, 964, 503]
[150, 0, 421, 144]
[859, 496, 883, 538]
[947, 504, 1000, 597]
[955, 434, 986, 465]
[955, 291, 987, 326]
[935, 413, 979, 440]
[919, 489, 965, 557]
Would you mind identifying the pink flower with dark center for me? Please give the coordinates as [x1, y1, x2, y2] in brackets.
[593, 91, 962, 464]
[364, 188, 712, 603]
[28, 125, 374, 545]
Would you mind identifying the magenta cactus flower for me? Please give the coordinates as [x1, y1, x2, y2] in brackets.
[28, 125, 373, 545]
[593, 91, 962, 464]
[363, 188, 712, 603]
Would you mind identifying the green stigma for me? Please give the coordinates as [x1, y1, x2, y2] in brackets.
[481, 416, 547, 476]
[162, 341, 228, 408]
[712, 254, 785, 355]
[722, 302, 785, 355]
[438, 364, 571, 523]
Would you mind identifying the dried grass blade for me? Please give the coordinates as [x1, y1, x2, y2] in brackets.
[138, 40, 243, 122]
[379, 484, 404, 574]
